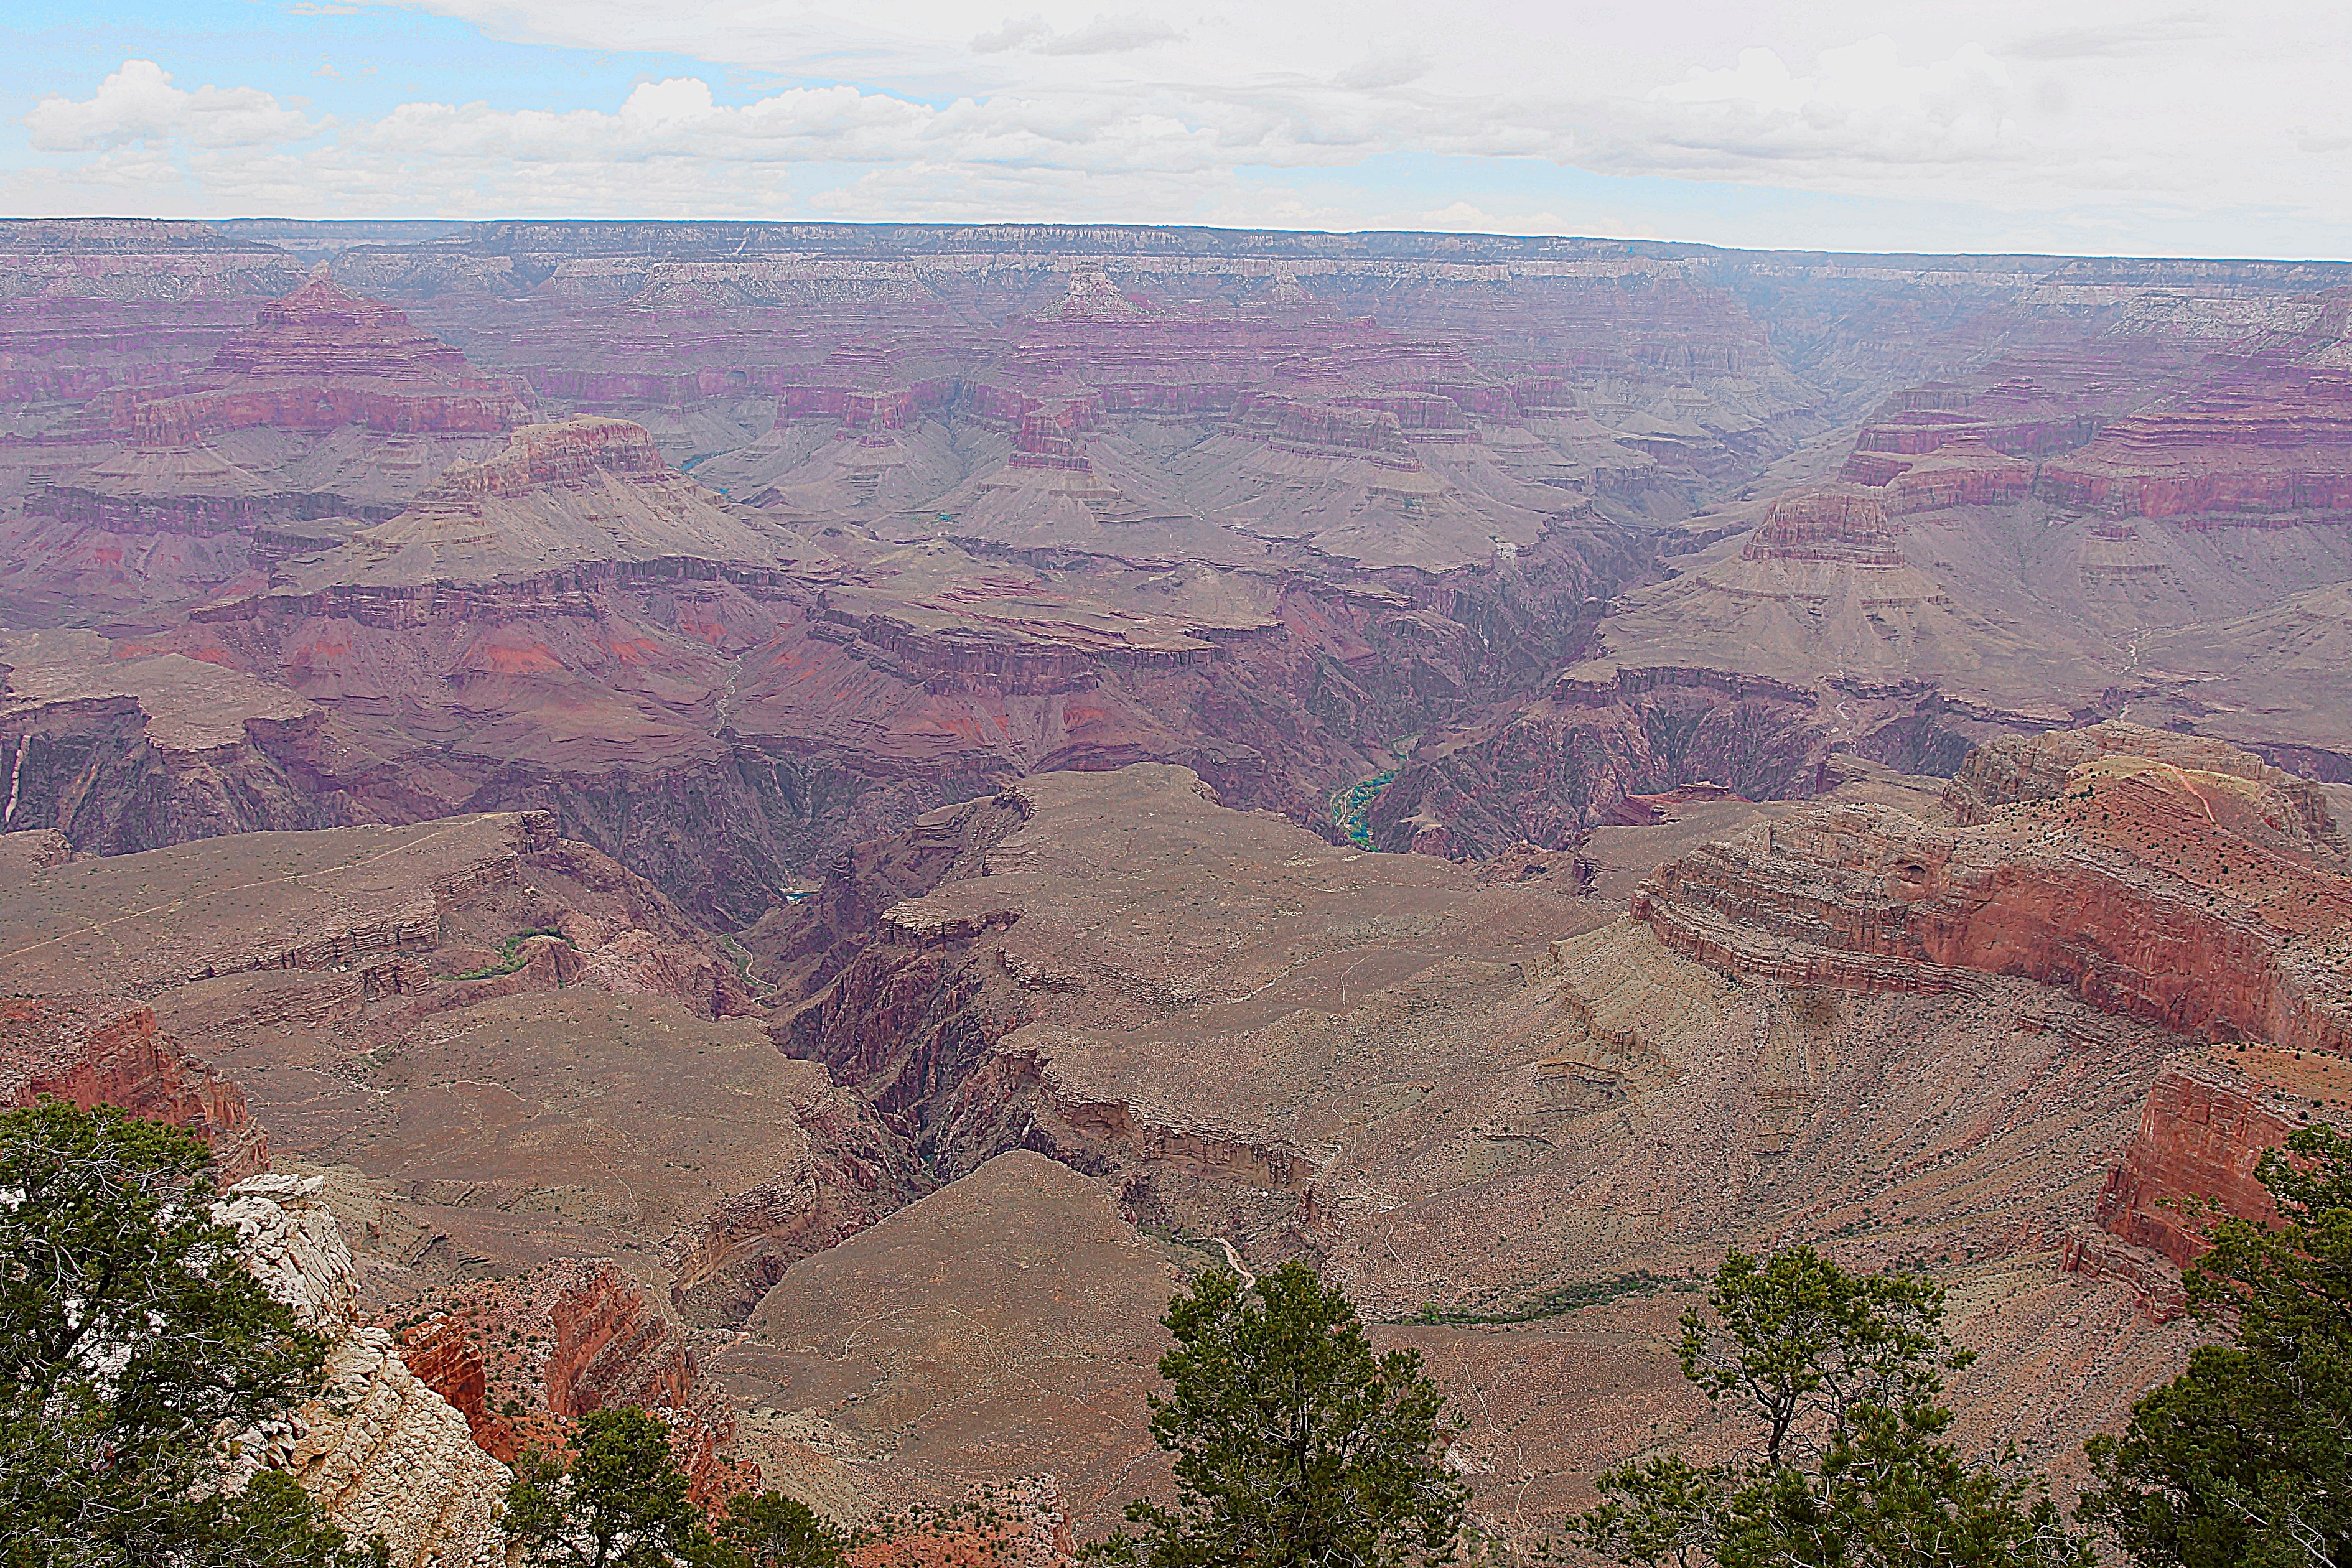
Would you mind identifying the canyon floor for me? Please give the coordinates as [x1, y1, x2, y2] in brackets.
[4, 218, 2348, 1556]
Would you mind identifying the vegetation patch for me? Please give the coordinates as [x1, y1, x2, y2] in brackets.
[1330, 768, 1397, 849]
[1406, 1268, 1686, 1324]
[453, 926, 571, 981]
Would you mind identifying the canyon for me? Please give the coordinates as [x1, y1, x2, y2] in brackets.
[2, 218, 2348, 1559]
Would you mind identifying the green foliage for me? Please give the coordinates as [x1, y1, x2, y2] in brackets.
[1411, 1271, 1681, 1326]
[1093, 1260, 1471, 1568]
[2079, 1123, 2352, 1568]
[454, 927, 572, 981]
[1677, 1246, 1970, 1471]
[1573, 1245, 2091, 1568]
[0, 1098, 376, 1568]
[719, 1491, 851, 1568]
[505, 1406, 722, 1568]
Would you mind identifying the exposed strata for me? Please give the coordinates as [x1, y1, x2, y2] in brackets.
[1, 628, 332, 853]
[0, 994, 266, 1178]
[6, 272, 526, 590]
[2036, 363, 2352, 521]
[0, 814, 918, 1328]
[730, 761, 2202, 1523]
[396, 1257, 747, 1498]
[215, 1172, 511, 1568]
[2090, 1060, 2302, 1267]
[1841, 352, 2168, 480]
[1740, 486, 1905, 565]
[101, 270, 528, 445]
[26, 222, 2352, 923]
[1635, 723, 2352, 1054]
[1365, 665, 1836, 857]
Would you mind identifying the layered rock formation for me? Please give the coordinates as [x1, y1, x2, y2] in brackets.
[215, 1173, 511, 1568]
[0, 994, 266, 1178]
[20, 217, 2352, 1547]
[716, 760, 2210, 1524]
[1635, 722, 2352, 1054]
[2090, 1061, 2301, 1267]
[101, 270, 528, 446]
[397, 1257, 747, 1498]
[1741, 487, 1905, 565]
[2037, 363, 2352, 521]
[0, 813, 914, 1324]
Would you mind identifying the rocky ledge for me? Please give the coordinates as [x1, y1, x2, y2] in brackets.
[1633, 721, 2352, 1054]
[0, 994, 267, 1178]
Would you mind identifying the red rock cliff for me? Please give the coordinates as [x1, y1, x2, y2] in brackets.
[2093, 1061, 2298, 1268]
[0, 995, 267, 1178]
[1635, 726, 2352, 1055]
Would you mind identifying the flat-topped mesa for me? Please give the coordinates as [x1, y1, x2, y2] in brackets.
[1862, 436, 2036, 513]
[1633, 724, 2352, 1054]
[774, 381, 951, 434]
[435, 415, 673, 496]
[1740, 485, 1904, 564]
[0, 996, 268, 1179]
[1008, 407, 1094, 472]
[1842, 353, 2150, 470]
[1329, 390, 1477, 439]
[1235, 391, 1417, 465]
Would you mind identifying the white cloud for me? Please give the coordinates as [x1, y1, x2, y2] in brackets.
[26, 60, 321, 152]
[972, 17, 1052, 55]
[971, 11, 1180, 56]
[9, 1, 2352, 255]
[1633, 37, 2019, 173]
[1032, 14, 1183, 55]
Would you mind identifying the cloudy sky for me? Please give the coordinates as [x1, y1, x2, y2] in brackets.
[6, 1, 2350, 258]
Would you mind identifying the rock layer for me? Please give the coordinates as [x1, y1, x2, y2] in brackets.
[2091, 1061, 2300, 1267]
[216, 1173, 511, 1568]
[1635, 723, 2352, 1055]
[0, 994, 266, 1177]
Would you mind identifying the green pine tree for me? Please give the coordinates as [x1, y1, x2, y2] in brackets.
[506, 1405, 726, 1568]
[0, 1098, 378, 1568]
[718, 1491, 851, 1568]
[1094, 1260, 1472, 1568]
[1573, 1246, 2089, 1568]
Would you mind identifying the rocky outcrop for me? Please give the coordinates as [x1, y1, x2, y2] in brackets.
[100, 272, 528, 442]
[747, 788, 1035, 995]
[215, 1174, 512, 1568]
[434, 416, 670, 496]
[398, 1258, 745, 1502]
[1948, 720, 2348, 864]
[1635, 726, 2352, 1054]
[1841, 352, 2154, 475]
[2036, 365, 2352, 521]
[665, 1072, 924, 1318]
[211, 273, 473, 381]
[1741, 487, 1903, 564]
[0, 996, 266, 1178]
[2091, 1062, 2300, 1267]
[1369, 667, 1830, 857]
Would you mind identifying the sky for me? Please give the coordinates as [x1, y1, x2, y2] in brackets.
[4, 0, 2350, 259]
